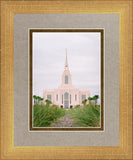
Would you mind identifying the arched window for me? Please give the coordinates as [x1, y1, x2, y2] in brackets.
[62, 95, 63, 104]
[82, 95, 86, 100]
[65, 75, 68, 84]
[47, 95, 51, 100]
[75, 94, 77, 101]
[70, 95, 71, 104]
[56, 94, 58, 101]
[64, 92, 69, 99]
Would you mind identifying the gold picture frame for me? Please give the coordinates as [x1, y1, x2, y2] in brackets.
[0, 0, 132, 159]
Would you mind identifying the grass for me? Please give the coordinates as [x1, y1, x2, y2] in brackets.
[33, 104, 100, 127]
[33, 104, 66, 127]
[67, 104, 100, 127]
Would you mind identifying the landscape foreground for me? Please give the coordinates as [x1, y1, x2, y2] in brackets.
[33, 104, 100, 128]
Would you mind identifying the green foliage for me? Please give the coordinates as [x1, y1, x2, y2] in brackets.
[88, 97, 93, 105]
[75, 105, 80, 108]
[33, 95, 44, 105]
[33, 104, 66, 127]
[69, 104, 100, 127]
[45, 99, 52, 105]
[41, 98, 44, 101]
[93, 95, 99, 99]
[33, 95, 36, 99]
[92, 95, 99, 105]
[88, 97, 93, 101]
[33, 95, 37, 104]
[82, 99, 87, 105]
[88, 95, 99, 105]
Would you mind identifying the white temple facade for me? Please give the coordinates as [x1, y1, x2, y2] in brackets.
[43, 49, 90, 109]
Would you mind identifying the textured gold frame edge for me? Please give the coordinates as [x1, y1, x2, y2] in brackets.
[30, 29, 104, 131]
[0, 0, 132, 160]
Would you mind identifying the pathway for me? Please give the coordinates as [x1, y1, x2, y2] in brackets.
[51, 113, 75, 127]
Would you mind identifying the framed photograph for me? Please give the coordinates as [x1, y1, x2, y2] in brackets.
[0, 0, 132, 160]
[30, 29, 104, 131]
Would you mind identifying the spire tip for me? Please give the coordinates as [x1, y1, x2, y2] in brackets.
[65, 48, 68, 69]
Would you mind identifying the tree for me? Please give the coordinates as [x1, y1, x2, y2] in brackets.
[36, 96, 40, 104]
[88, 97, 93, 105]
[41, 98, 44, 101]
[38, 97, 41, 104]
[40, 98, 44, 104]
[82, 99, 87, 106]
[33, 95, 44, 105]
[45, 99, 52, 106]
[93, 95, 99, 105]
[33, 95, 37, 105]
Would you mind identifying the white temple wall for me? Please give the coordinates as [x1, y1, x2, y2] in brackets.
[43, 88, 90, 109]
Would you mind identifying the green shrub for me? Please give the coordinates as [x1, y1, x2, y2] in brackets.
[75, 105, 80, 108]
[33, 104, 66, 127]
[69, 105, 100, 127]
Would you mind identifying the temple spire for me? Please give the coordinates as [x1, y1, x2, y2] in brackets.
[65, 48, 69, 70]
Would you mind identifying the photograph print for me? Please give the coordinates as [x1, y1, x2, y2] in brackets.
[30, 29, 104, 131]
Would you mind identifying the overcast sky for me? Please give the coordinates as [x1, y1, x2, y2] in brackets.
[33, 32, 101, 101]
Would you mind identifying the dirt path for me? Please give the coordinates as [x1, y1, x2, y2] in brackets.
[51, 113, 75, 127]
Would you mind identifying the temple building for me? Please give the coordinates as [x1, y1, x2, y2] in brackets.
[43, 49, 90, 109]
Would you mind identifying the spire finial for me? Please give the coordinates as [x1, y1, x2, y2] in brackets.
[65, 48, 68, 69]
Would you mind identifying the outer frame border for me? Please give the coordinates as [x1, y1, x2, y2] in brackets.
[0, 0, 132, 160]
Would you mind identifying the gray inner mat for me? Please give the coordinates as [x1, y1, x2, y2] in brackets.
[14, 14, 119, 146]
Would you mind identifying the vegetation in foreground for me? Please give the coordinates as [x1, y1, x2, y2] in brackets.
[33, 104, 66, 127]
[68, 104, 100, 127]
[33, 95, 100, 127]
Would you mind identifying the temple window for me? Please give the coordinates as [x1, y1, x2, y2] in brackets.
[82, 95, 86, 100]
[65, 75, 68, 84]
[64, 92, 69, 99]
[75, 95, 77, 101]
[47, 95, 51, 100]
[56, 94, 58, 101]
[70, 95, 71, 104]
[62, 95, 63, 104]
